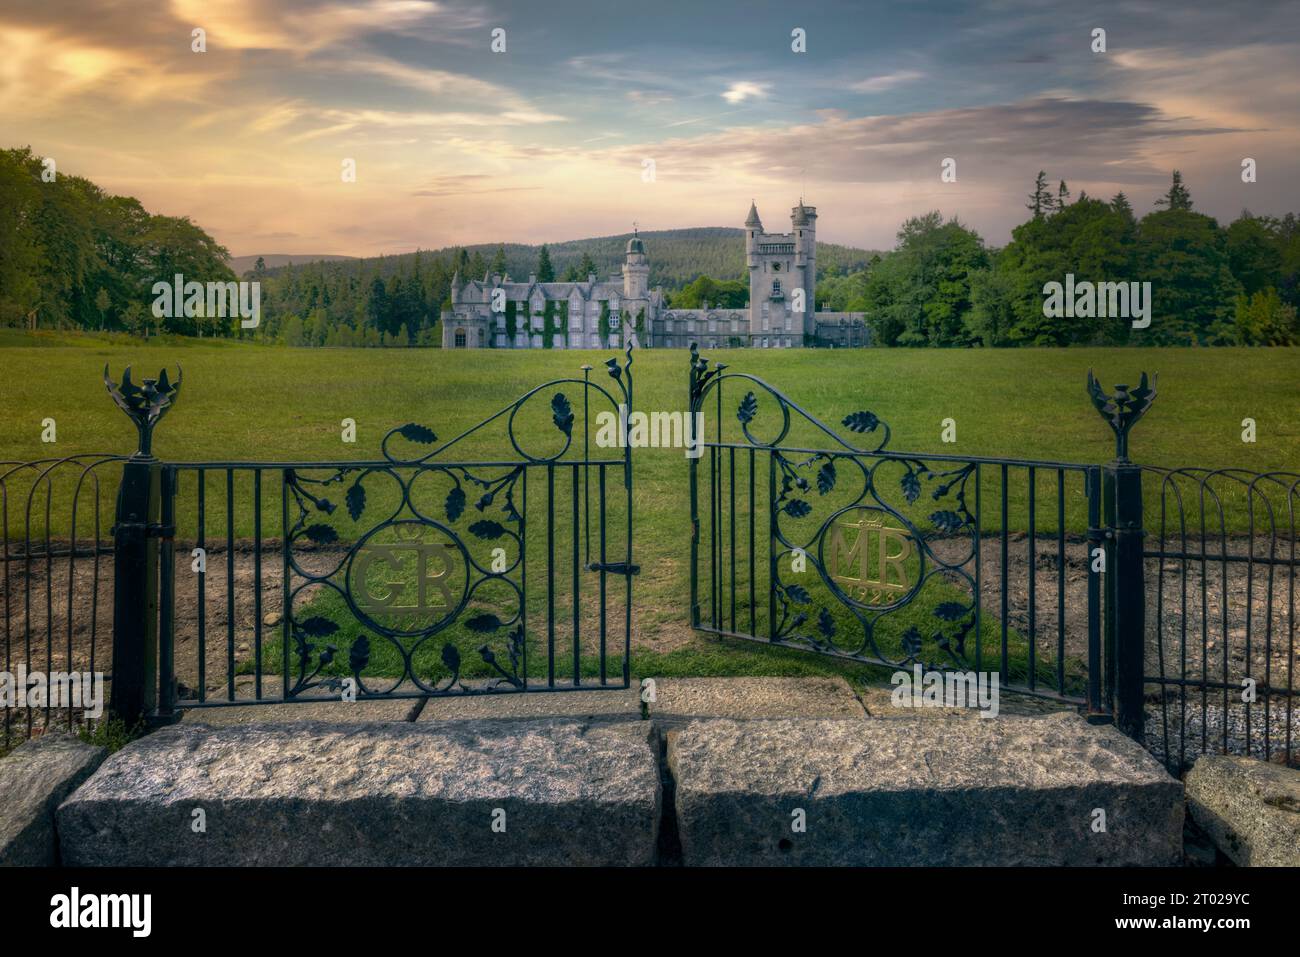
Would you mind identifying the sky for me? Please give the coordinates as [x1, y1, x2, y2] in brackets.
[2, 0, 1298, 257]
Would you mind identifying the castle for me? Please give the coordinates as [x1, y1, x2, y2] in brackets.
[441, 201, 869, 349]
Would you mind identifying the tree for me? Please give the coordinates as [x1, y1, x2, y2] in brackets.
[1026, 171, 1051, 219]
[1136, 206, 1240, 344]
[1234, 287, 1297, 345]
[490, 244, 508, 277]
[1055, 180, 1071, 212]
[1154, 170, 1193, 211]
[861, 211, 989, 346]
[536, 244, 555, 282]
[1225, 213, 1284, 296]
[94, 288, 111, 330]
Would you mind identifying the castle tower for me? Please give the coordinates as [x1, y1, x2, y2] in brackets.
[622, 227, 649, 300]
[792, 200, 817, 334]
[621, 226, 650, 345]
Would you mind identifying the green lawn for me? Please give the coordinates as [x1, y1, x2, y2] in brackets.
[2, 331, 1296, 695]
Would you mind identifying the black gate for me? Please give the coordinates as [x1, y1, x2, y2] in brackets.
[686, 344, 1106, 711]
[686, 345, 1297, 771]
[104, 351, 638, 724]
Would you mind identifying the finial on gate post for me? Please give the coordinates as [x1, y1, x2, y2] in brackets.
[1086, 370, 1156, 462]
[104, 365, 182, 460]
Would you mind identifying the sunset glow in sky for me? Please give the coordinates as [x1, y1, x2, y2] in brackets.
[4, 0, 1298, 257]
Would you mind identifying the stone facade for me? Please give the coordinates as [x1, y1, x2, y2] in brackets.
[442, 201, 869, 349]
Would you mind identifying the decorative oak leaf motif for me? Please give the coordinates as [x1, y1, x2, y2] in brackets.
[816, 607, 836, 640]
[816, 460, 837, 495]
[348, 635, 371, 674]
[551, 393, 574, 436]
[297, 616, 339, 638]
[933, 602, 969, 622]
[785, 583, 812, 605]
[465, 613, 502, 633]
[441, 642, 461, 674]
[842, 411, 879, 433]
[304, 523, 338, 545]
[397, 423, 437, 444]
[901, 626, 923, 659]
[445, 486, 466, 523]
[783, 499, 812, 519]
[901, 470, 922, 504]
[346, 481, 366, 521]
[737, 391, 758, 424]
[468, 519, 506, 540]
[929, 510, 965, 534]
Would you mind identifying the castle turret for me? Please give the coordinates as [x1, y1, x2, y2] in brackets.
[622, 228, 649, 301]
[745, 200, 762, 268]
[792, 200, 816, 329]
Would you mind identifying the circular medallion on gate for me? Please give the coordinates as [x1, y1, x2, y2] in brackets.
[343, 519, 469, 638]
[816, 505, 924, 612]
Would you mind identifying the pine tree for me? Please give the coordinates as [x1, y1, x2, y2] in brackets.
[1055, 180, 1071, 212]
[1026, 171, 1051, 219]
[490, 244, 508, 277]
[1111, 192, 1134, 221]
[536, 244, 555, 282]
[1154, 170, 1193, 210]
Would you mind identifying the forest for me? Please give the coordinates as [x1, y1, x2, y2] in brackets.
[2, 145, 1296, 347]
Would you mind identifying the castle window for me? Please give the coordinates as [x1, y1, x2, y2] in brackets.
[477, 329, 485, 345]
[772, 279, 782, 295]
[454, 328, 466, 348]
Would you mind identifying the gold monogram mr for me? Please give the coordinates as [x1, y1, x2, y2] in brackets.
[828, 513, 913, 604]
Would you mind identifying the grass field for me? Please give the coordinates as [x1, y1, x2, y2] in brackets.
[2, 331, 1297, 694]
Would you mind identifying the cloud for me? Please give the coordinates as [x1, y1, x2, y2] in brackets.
[721, 81, 769, 104]
[849, 70, 924, 93]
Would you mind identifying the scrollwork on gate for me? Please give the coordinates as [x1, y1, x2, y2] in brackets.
[282, 347, 635, 699]
[689, 342, 981, 674]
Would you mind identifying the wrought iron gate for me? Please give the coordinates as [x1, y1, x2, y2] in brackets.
[686, 344, 1105, 710]
[106, 350, 638, 723]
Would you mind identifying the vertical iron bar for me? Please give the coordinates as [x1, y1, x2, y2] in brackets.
[1105, 461, 1146, 741]
[572, 462, 580, 686]
[108, 459, 160, 726]
[547, 462, 555, 688]
[281, 470, 289, 701]
[198, 472, 206, 703]
[974, 463, 982, 674]
[768, 451, 777, 642]
[157, 467, 176, 719]
[729, 447, 736, 632]
[253, 470, 262, 700]
[225, 469, 235, 701]
[1057, 469, 1066, 694]
[749, 447, 756, 636]
[1000, 463, 1008, 681]
[1028, 466, 1036, 690]
[599, 464, 607, 685]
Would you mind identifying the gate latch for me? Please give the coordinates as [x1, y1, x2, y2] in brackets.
[586, 561, 640, 576]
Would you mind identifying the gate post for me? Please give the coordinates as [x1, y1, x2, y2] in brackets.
[1103, 462, 1144, 739]
[1087, 371, 1156, 742]
[105, 366, 182, 728]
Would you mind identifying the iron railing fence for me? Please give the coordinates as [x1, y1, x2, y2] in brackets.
[2, 349, 1297, 777]
[1, 455, 122, 752]
[1143, 466, 1299, 771]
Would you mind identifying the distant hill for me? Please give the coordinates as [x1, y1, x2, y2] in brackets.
[256, 228, 882, 289]
[229, 253, 355, 274]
